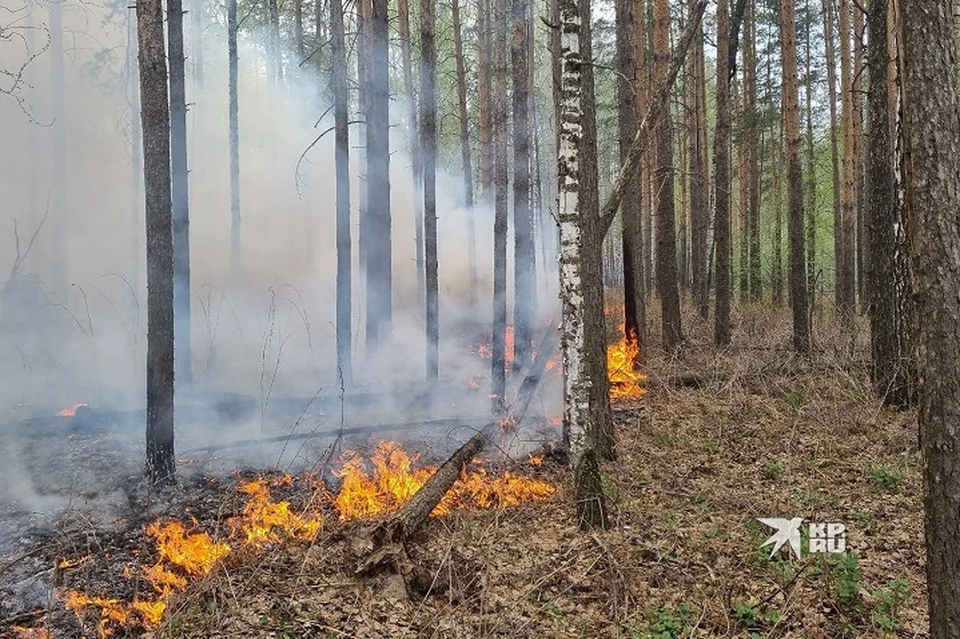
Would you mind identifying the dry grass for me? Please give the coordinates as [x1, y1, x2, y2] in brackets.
[146, 299, 926, 639]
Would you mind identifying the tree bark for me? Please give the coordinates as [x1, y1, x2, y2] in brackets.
[228, 0, 241, 275]
[491, 0, 509, 411]
[331, 0, 353, 387]
[779, 0, 809, 354]
[421, 0, 439, 380]
[398, 0, 425, 308]
[714, 0, 732, 346]
[687, 0, 708, 318]
[478, 0, 494, 197]
[900, 1, 960, 633]
[822, 0, 842, 310]
[137, 0, 176, 486]
[617, 0, 646, 356]
[558, 0, 607, 528]
[745, 0, 761, 302]
[365, 0, 392, 353]
[804, 0, 817, 309]
[838, 0, 857, 325]
[512, 0, 536, 370]
[168, 0, 192, 389]
[452, 0, 478, 307]
[653, 0, 683, 352]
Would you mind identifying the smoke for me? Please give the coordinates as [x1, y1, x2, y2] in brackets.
[0, 0, 558, 518]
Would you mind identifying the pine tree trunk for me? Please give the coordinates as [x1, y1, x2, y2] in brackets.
[366, 0, 392, 353]
[772, 116, 784, 306]
[331, 0, 353, 387]
[642, 0, 654, 299]
[653, 0, 683, 352]
[617, 0, 646, 355]
[421, 0, 439, 380]
[688, 0, 709, 319]
[512, 0, 536, 369]
[822, 0, 842, 310]
[578, 0, 615, 457]
[168, 0, 192, 389]
[491, 0, 509, 411]
[838, 0, 856, 325]
[737, 80, 749, 300]
[478, 0, 494, 197]
[779, 0, 809, 354]
[713, 0, 732, 346]
[137, 0, 176, 486]
[900, 2, 960, 632]
[452, 0, 478, 307]
[853, 6, 865, 310]
[398, 0, 425, 308]
[804, 0, 817, 309]
[745, 0, 761, 302]
[228, 0, 241, 274]
[558, 0, 607, 529]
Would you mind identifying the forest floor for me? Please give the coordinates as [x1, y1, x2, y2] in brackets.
[9, 300, 928, 638]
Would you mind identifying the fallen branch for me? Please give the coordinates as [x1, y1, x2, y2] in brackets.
[357, 310, 561, 579]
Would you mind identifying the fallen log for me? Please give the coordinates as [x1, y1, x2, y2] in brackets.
[357, 311, 561, 579]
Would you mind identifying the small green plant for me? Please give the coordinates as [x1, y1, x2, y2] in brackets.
[600, 473, 620, 503]
[826, 553, 863, 608]
[868, 464, 901, 494]
[872, 579, 911, 631]
[733, 600, 781, 631]
[762, 459, 786, 480]
[784, 391, 806, 409]
[704, 522, 721, 539]
[631, 603, 697, 639]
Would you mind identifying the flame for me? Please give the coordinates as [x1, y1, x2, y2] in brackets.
[607, 329, 648, 401]
[60, 445, 552, 635]
[333, 441, 554, 520]
[473, 325, 515, 366]
[56, 402, 88, 417]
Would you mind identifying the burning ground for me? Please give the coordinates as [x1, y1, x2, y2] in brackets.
[3, 308, 928, 638]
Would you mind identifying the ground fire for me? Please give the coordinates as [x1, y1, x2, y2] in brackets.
[52, 442, 554, 637]
[607, 327, 647, 401]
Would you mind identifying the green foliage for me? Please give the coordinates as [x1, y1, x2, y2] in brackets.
[629, 603, 697, 639]
[824, 553, 863, 608]
[761, 459, 786, 480]
[871, 579, 911, 631]
[733, 599, 781, 631]
[867, 464, 902, 494]
[784, 390, 806, 408]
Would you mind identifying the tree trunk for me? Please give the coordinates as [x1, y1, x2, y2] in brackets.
[578, 0, 615, 457]
[558, 0, 607, 529]
[398, 0, 425, 309]
[294, 0, 305, 59]
[127, 11, 143, 296]
[900, 1, 960, 633]
[822, 0, 841, 310]
[745, 0, 761, 302]
[331, 0, 353, 388]
[779, 0, 809, 354]
[617, 0, 646, 356]
[867, 0, 907, 408]
[137, 0, 176, 486]
[357, 0, 370, 271]
[804, 0, 817, 309]
[838, 0, 856, 325]
[713, 0, 732, 346]
[268, 0, 282, 83]
[512, 0, 535, 369]
[228, 0, 241, 275]
[688, 0, 708, 319]
[421, 0, 439, 380]
[452, 0, 478, 307]
[853, 5, 865, 310]
[653, 0, 683, 352]
[168, 0, 192, 389]
[365, 0, 392, 353]
[772, 109, 784, 306]
[737, 79, 749, 300]
[478, 0, 494, 197]
[491, 0, 509, 411]
[49, 0, 67, 297]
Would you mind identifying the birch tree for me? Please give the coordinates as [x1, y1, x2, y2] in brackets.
[557, 0, 607, 529]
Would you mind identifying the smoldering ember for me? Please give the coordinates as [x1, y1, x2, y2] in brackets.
[1, 0, 959, 637]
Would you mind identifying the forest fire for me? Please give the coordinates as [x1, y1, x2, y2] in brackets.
[607, 332, 647, 401]
[55, 403, 88, 417]
[57, 442, 553, 636]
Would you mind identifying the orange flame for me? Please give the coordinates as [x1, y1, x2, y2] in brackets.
[57, 555, 91, 569]
[229, 479, 323, 547]
[607, 329, 648, 401]
[56, 403, 88, 417]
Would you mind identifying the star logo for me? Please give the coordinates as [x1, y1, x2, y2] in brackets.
[757, 517, 804, 559]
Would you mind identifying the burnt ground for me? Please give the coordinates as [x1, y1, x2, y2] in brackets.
[3, 303, 928, 638]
